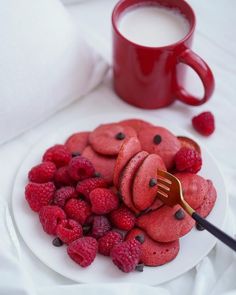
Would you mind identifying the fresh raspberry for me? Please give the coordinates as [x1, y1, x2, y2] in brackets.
[67, 237, 97, 267]
[25, 182, 56, 212]
[91, 216, 111, 239]
[56, 219, 82, 244]
[54, 166, 75, 187]
[111, 239, 141, 272]
[76, 177, 108, 200]
[39, 205, 66, 235]
[89, 188, 119, 214]
[192, 111, 215, 136]
[28, 161, 56, 183]
[98, 231, 123, 256]
[109, 206, 136, 231]
[175, 147, 202, 173]
[43, 144, 72, 168]
[64, 198, 91, 225]
[54, 186, 77, 207]
[68, 156, 95, 181]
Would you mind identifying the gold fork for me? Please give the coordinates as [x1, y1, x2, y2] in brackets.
[156, 170, 236, 251]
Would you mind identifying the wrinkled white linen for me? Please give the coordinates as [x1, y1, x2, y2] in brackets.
[0, 0, 108, 144]
[0, 0, 236, 294]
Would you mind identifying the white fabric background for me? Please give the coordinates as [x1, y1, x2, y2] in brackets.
[0, 0, 236, 294]
[0, 0, 108, 144]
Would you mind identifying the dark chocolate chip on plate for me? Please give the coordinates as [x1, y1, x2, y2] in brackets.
[52, 237, 63, 247]
[135, 263, 144, 272]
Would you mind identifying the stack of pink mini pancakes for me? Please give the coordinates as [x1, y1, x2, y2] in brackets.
[65, 118, 217, 266]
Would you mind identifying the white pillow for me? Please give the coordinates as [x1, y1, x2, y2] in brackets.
[0, 0, 108, 144]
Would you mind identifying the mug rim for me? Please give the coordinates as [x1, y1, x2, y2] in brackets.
[112, 0, 196, 50]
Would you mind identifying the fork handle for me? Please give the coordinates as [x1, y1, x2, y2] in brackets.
[192, 212, 236, 251]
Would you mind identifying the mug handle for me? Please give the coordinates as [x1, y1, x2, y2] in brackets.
[175, 49, 215, 106]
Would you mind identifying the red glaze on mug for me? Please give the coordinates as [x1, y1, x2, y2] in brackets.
[112, 0, 215, 109]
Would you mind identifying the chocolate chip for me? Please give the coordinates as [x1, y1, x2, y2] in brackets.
[94, 171, 101, 178]
[149, 178, 157, 187]
[135, 235, 145, 244]
[196, 223, 205, 231]
[72, 152, 81, 157]
[52, 237, 63, 247]
[153, 135, 162, 144]
[83, 225, 91, 235]
[135, 263, 144, 272]
[115, 132, 125, 140]
[174, 209, 185, 220]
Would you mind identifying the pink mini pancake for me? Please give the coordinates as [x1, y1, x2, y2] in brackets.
[119, 151, 149, 214]
[148, 198, 163, 211]
[174, 173, 208, 209]
[82, 146, 116, 184]
[137, 205, 195, 242]
[119, 119, 153, 133]
[65, 131, 90, 154]
[89, 123, 137, 156]
[196, 180, 217, 217]
[113, 137, 141, 188]
[138, 126, 181, 170]
[125, 228, 179, 266]
[133, 154, 167, 211]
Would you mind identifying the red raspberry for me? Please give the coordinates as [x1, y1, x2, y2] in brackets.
[76, 177, 108, 200]
[28, 161, 56, 183]
[192, 111, 215, 136]
[25, 182, 56, 212]
[67, 237, 97, 267]
[111, 239, 141, 272]
[91, 216, 111, 239]
[89, 188, 119, 214]
[175, 147, 202, 173]
[68, 156, 95, 181]
[54, 186, 77, 207]
[109, 206, 136, 231]
[56, 219, 82, 244]
[39, 205, 66, 235]
[43, 144, 72, 168]
[64, 198, 91, 225]
[98, 231, 123, 256]
[54, 166, 75, 187]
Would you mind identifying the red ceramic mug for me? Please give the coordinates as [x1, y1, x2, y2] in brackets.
[112, 0, 215, 109]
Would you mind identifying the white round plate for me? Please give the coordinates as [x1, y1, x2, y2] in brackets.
[12, 113, 227, 285]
